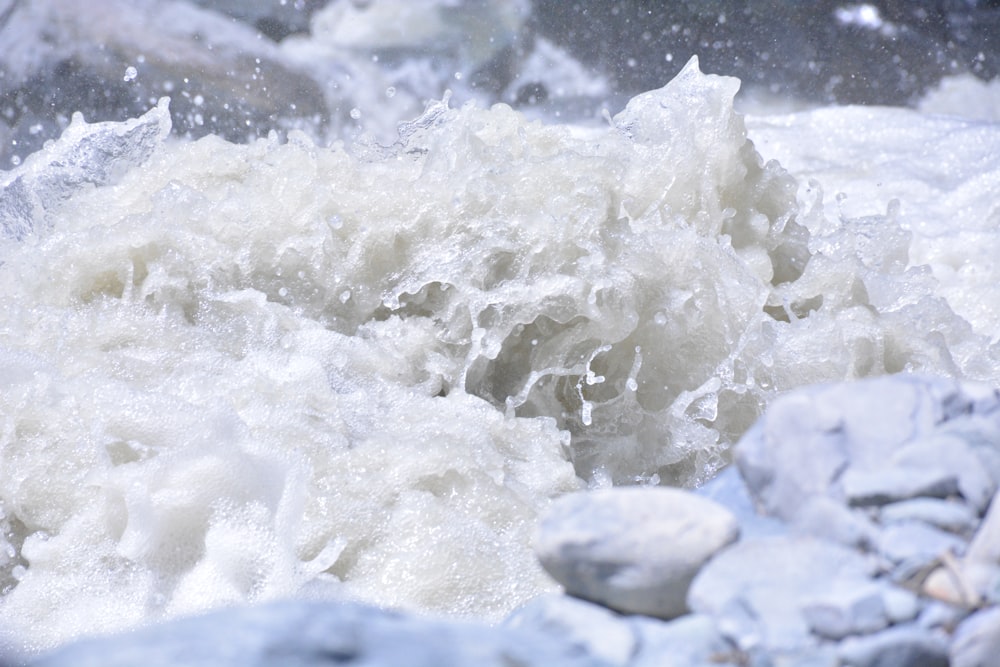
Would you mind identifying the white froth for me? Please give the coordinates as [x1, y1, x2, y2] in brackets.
[1, 57, 998, 652]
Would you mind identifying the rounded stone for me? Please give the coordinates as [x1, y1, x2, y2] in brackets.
[534, 486, 739, 619]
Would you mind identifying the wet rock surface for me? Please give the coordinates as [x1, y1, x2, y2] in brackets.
[25, 373, 1000, 666]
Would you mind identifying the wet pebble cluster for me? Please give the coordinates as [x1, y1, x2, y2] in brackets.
[30, 374, 1000, 666]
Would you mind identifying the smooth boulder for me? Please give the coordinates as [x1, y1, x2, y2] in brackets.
[534, 487, 739, 619]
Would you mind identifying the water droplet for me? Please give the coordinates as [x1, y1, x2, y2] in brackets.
[626, 378, 638, 392]
[385, 86, 396, 98]
[123, 66, 138, 82]
[339, 290, 352, 303]
[349, 108, 361, 120]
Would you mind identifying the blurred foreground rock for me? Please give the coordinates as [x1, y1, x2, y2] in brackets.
[26, 599, 606, 667]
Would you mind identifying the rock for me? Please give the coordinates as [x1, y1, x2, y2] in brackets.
[790, 496, 879, 549]
[917, 600, 971, 632]
[504, 594, 636, 666]
[735, 375, 1000, 521]
[890, 435, 996, 514]
[694, 465, 787, 539]
[735, 376, 932, 521]
[29, 599, 608, 667]
[842, 466, 959, 507]
[951, 607, 1000, 667]
[0, 0, 330, 167]
[801, 583, 889, 640]
[767, 648, 842, 667]
[534, 487, 739, 619]
[687, 535, 876, 651]
[922, 560, 1000, 608]
[881, 586, 922, 625]
[967, 490, 1000, 564]
[837, 624, 949, 667]
[879, 498, 979, 536]
[800, 581, 917, 642]
[876, 521, 966, 567]
[628, 614, 735, 667]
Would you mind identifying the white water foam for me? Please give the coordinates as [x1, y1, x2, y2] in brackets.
[0, 57, 997, 652]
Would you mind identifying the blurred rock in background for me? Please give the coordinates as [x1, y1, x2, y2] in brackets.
[1, 0, 998, 169]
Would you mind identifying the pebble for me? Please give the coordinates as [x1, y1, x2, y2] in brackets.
[838, 624, 949, 667]
[879, 498, 979, 536]
[875, 521, 967, 566]
[950, 606, 1000, 667]
[841, 466, 959, 507]
[790, 496, 879, 549]
[534, 487, 739, 619]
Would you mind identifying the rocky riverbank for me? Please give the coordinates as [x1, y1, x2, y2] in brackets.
[24, 373, 1000, 666]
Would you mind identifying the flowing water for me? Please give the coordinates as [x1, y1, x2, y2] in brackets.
[1, 0, 999, 656]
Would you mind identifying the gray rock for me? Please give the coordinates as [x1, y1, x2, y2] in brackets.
[879, 498, 979, 536]
[881, 586, 922, 625]
[802, 580, 900, 640]
[842, 466, 959, 507]
[917, 600, 971, 632]
[890, 434, 996, 514]
[800, 580, 917, 642]
[967, 490, 1000, 564]
[504, 594, 636, 666]
[837, 624, 949, 667]
[735, 375, 998, 522]
[694, 465, 787, 539]
[629, 614, 735, 667]
[767, 648, 842, 667]
[791, 496, 880, 549]
[0, 0, 330, 165]
[951, 606, 1000, 667]
[29, 599, 608, 667]
[535, 487, 739, 619]
[687, 535, 876, 651]
[876, 521, 967, 567]
[801, 580, 917, 643]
